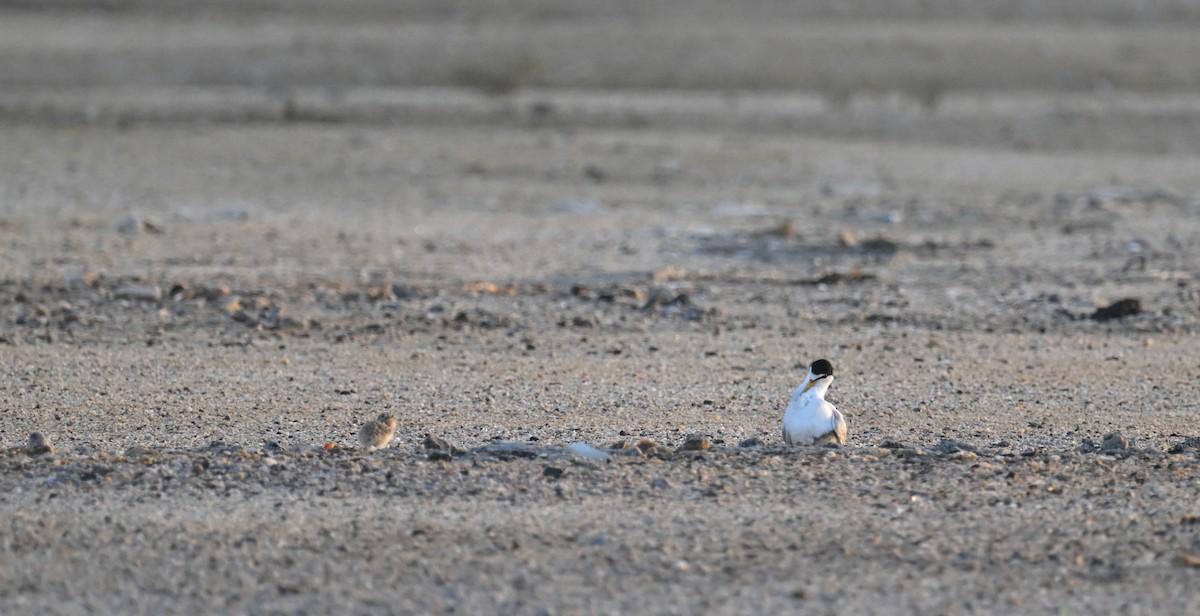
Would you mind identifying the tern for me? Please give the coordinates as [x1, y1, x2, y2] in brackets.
[782, 359, 847, 446]
[358, 413, 397, 452]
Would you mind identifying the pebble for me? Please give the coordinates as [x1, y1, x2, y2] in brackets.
[422, 433, 464, 456]
[1101, 432, 1131, 453]
[26, 432, 53, 456]
[649, 477, 675, 490]
[675, 434, 710, 453]
[114, 285, 162, 303]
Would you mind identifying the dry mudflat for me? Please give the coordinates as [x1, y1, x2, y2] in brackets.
[3, 2, 1200, 614]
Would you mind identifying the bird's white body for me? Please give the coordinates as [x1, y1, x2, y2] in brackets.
[782, 370, 847, 446]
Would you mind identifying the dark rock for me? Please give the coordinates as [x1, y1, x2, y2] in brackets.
[26, 432, 53, 456]
[1091, 298, 1142, 321]
[542, 466, 564, 480]
[879, 439, 913, 450]
[737, 437, 763, 448]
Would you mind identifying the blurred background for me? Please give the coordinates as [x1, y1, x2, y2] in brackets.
[2, 0, 1199, 153]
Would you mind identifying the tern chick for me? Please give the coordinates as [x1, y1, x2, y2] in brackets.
[782, 359, 848, 446]
[358, 413, 397, 452]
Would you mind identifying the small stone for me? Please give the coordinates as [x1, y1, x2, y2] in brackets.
[114, 285, 162, 303]
[737, 437, 763, 448]
[649, 477, 675, 490]
[358, 413, 397, 452]
[1101, 432, 1130, 452]
[261, 306, 282, 330]
[26, 432, 53, 456]
[676, 434, 711, 453]
[542, 466, 564, 480]
[422, 433, 464, 456]
[1091, 298, 1142, 321]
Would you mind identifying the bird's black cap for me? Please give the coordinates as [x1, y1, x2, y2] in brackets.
[810, 359, 833, 376]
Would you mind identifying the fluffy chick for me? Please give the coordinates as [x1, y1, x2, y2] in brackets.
[358, 413, 397, 452]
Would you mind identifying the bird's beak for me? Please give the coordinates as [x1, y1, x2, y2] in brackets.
[801, 374, 828, 393]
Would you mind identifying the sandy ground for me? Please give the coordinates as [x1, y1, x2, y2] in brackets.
[3, 2, 1200, 614]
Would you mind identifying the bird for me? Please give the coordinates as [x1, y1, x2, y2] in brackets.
[782, 359, 847, 446]
[358, 413, 397, 452]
